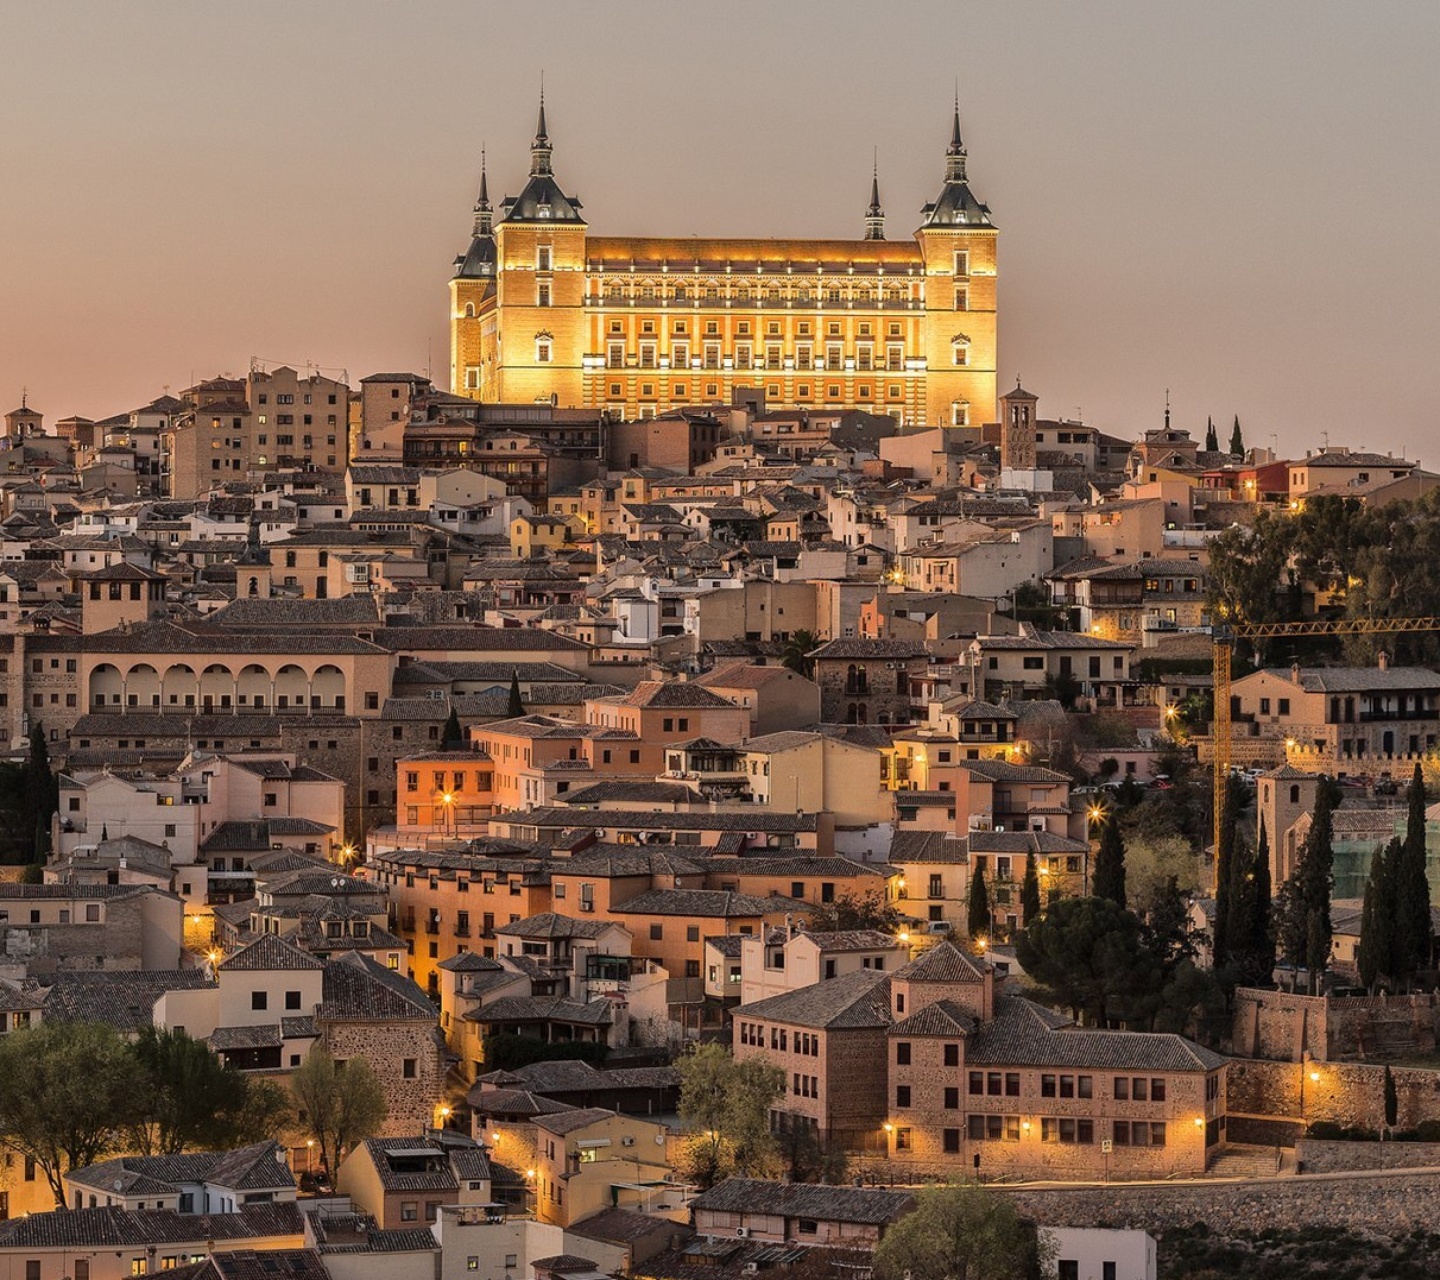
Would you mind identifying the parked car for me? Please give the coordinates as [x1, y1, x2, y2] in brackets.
[1373, 777, 1399, 796]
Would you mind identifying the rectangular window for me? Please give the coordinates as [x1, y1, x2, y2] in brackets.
[536, 282, 551, 307]
[943, 1128, 961, 1154]
[968, 1071, 983, 1095]
[943, 1086, 959, 1110]
[896, 1042, 911, 1066]
[954, 250, 969, 277]
[945, 1043, 960, 1068]
[895, 1085, 911, 1108]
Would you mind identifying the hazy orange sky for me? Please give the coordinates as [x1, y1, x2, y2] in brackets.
[4, 1, 1439, 459]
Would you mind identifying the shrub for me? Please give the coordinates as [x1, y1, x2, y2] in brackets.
[1416, 1119, 1440, 1142]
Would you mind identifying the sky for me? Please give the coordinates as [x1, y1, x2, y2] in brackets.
[3, 0, 1439, 460]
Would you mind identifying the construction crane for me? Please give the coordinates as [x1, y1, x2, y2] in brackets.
[1211, 615, 1440, 853]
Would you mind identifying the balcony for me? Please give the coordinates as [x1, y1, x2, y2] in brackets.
[425, 920, 441, 936]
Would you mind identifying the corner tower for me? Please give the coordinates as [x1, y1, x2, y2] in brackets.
[487, 92, 588, 407]
[450, 150, 498, 400]
[914, 99, 998, 428]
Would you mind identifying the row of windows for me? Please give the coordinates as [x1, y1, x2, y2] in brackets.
[603, 381, 916, 404]
[899, 1117, 1168, 1150]
[792, 1073, 818, 1098]
[255, 391, 339, 406]
[607, 343, 913, 371]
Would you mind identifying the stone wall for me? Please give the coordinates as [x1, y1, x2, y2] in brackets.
[1227, 1058, 1440, 1135]
[1294, 1138, 1440, 1173]
[323, 1018, 446, 1136]
[1001, 1170, 1440, 1235]
[1232, 986, 1439, 1062]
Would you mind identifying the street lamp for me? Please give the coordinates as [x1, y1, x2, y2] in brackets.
[306, 1139, 314, 1174]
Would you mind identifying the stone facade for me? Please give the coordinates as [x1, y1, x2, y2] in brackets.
[322, 1018, 447, 1136]
[1227, 1057, 1440, 1137]
[1232, 986, 1440, 1063]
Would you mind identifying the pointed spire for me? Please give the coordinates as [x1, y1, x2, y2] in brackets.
[530, 82, 553, 177]
[946, 91, 968, 183]
[1164, 388, 1171, 431]
[864, 151, 885, 240]
[472, 147, 492, 237]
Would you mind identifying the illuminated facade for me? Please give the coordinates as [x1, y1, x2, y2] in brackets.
[449, 100, 998, 427]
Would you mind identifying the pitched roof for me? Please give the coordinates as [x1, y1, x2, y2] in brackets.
[893, 940, 990, 984]
[0, 1203, 303, 1248]
[218, 933, 324, 972]
[736, 968, 892, 1030]
[320, 952, 435, 1020]
[965, 997, 1226, 1071]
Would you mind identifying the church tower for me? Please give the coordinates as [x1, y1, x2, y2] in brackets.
[999, 381, 1038, 471]
[915, 99, 998, 429]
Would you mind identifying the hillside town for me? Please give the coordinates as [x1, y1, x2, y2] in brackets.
[6, 90, 1440, 1280]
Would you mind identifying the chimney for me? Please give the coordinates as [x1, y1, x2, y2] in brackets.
[1378, 650, 1390, 671]
[1290, 663, 1301, 685]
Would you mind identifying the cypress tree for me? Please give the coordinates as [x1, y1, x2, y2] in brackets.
[1093, 817, 1127, 909]
[1214, 774, 1241, 967]
[1394, 763, 1432, 985]
[1229, 415, 1244, 457]
[1247, 817, 1274, 983]
[1021, 851, 1042, 925]
[1205, 416, 1219, 452]
[1384, 1064, 1399, 1129]
[967, 863, 991, 943]
[440, 707, 464, 749]
[1357, 840, 1396, 991]
[507, 671, 525, 718]
[1296, 782, 1337, 993]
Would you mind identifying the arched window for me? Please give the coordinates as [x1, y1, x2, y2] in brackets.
[248, 577, 259, 597]
[464, 302, 475, 318]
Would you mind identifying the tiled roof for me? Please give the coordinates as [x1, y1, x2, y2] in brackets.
[887, 998, 978, 1037]
[218, 933, 324, 972]
[702, 857, 889, 881]
[808, 639, 928, 660]
[532, 1107, 621, 1137]
[611, 889, 782, 918]
[965, 997, 1226, 1071]
[691, 1178, 913, 1225]
[514, 807, 818, 833]
[467, 1087, 578, 1118]
[736, 968, 891, 1030]
[0, 1202, 303, 1248]
[493, 912, 620, 940]
[42, 970, 216, 1031]
[360, 1137, 457, 1193]
[320, 952, 435, 1020]
[893, 941, 990, 984]
[568, 1207, 677, 1245]
[471, 996, 614, 1027]
[210, 1024, 284, 1051]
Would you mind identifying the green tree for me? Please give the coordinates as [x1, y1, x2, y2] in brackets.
[780, 630, 817, 679]
[1126, 833, 1203, 922]
[1015, 896, 1153, 1025]
[1229, 414, 1244, 457]
[1213, 775, 1244, 966]
[967, 862, 992, 942]
[1205, 416, 1218, 452]
[441, 707, 465, 749]
[1020, 852, 1042, 926]
[25, 724, 58, 859]
[1230, 817, 1274, 987]
[506, 671, 526, 718]
[1394, 763, 1432, 985]
[871, 1183, 1048, 1280]
[1357, 840, 1396, 991]
[129, 1026, 274, 1156]
[0, 1021, 145, 1206]
[676, 1044, 784, 1188]
[1384, 1064, 1399, 1129]
[1205, 512, 1296, 637]
[290, 1047, 388, 1177]
[1278, 779, 1338, 992]
[1093, 817, 1127, 909]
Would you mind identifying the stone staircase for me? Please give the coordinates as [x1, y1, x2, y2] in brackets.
[1204, 1143, 1284, 1179]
